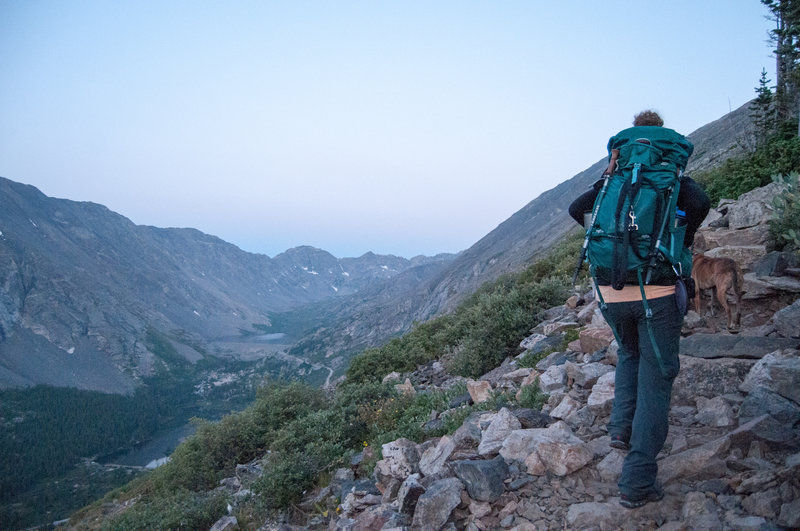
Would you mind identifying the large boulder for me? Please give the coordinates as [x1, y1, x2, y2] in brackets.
[419, 436, 456, 477]
[566, 502, 626, 531]
[773, 300, 800, 338]
[740, 349, 800, 404]
[550, 395, 581, 420]
[743, 273, 800, 299]
[697, 224, 772, 248]
[452, 413, 483, 451]
[739, 388, 800, 442]
[596, 450, 625, 482]
[375, 438, 420, 480]
[705, 245, 768, 272]
[695, 396, 736, 427]
[449, 456, 509, 503]
[727, 182, 783, 229]
[519, 333, 565, 355]
[679, 334, 799, 360]
[410, 477, 463, 530]
[575, 326, 615, 354]
[658, 435, 730, 484]
[565, 361, 613, 388]
[750, 251, 800, 276]
[467, 379, 493, 403]
[499, 421, 593, 476]
[682, 491, 725, 530]
[538, 364, 568, 393]
[587, 371, 615, 416]
[478, 407, 521, 456]
[672, 355, 756, 404]
[351, 505, 402, 530]
[396, 474, 426, 516]
[209, 516, 239, 531]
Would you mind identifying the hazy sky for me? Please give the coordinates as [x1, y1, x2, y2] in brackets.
[0, 1, 775, 258]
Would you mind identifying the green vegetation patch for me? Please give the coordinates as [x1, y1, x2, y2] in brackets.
[770, 172, 800, 252]
[346, 233, 581, 384]
[694, 124, 800, 205]
[100, 489, 227, 531]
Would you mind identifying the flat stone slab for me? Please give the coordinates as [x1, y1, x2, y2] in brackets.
[680, 334, 799, 359]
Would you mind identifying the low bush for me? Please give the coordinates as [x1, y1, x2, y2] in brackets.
[254, 409, 346, 509]
[695, 124, 800, 205]
[151, 379, 326, 492]
[770, 172, 800, 252]
[517, 382, 547, 411]
[102, 489, 227, 531]
[345, 234, 581, 386]
[446, 276, 569, 378]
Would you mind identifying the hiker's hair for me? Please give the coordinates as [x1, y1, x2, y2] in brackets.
[633, 110, 664, 127]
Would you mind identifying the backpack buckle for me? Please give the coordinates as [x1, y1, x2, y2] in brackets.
[628, 210, 638, 231]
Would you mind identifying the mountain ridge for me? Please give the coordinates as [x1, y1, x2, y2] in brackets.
[0, 179, 455, 392]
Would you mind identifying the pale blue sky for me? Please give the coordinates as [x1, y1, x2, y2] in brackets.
[0, 1, 775, 258]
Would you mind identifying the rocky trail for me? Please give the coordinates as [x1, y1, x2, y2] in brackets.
[205, 183, 800, 530]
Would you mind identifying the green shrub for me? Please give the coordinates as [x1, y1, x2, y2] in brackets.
[251, 379, 327, 428]
[519, 230, 586, 284]
[695, 127, 800, 205]
[254, 409, 347, 509]
[345, 235, 581, 387]
[149, 379, 327, 492]
[332, 381, 396, 449]
[364, 387, 463, 446]
[770, 172, 800, 252]
[446, 276, 569, 378]
[516, 382, 547, 411]
[103, 489, 227, 531]
[345, 316, 456, 386]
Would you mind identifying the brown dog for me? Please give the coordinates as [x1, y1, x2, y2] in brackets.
[692, 253, 744, 330]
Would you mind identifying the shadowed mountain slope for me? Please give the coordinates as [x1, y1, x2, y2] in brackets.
[0, 180, 453, 392]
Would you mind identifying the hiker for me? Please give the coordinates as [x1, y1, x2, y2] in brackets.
[568, 110, 710, 508]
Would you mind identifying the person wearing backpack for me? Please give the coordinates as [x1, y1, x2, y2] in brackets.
[568, 110, 710, 508]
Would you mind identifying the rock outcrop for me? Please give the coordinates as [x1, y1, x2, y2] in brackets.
[694, 181, 800, 333]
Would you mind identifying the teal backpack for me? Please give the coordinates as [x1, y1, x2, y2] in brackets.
[574, 125, 694, 292]
[572, 126, 694, 377]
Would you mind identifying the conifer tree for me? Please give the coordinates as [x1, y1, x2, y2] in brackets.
[751, 68, 776, 142]
[761, 0, 800, 130]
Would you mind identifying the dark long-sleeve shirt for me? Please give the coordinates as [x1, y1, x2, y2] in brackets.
[568, 176, 710, 247]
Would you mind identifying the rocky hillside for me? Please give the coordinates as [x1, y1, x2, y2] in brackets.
[283, 101, 758, 366]
[0, 177, 454, 392]
[119, 182, 798, 531]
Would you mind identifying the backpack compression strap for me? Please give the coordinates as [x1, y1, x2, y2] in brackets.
[611, 174, 634, 290]
[645, 172, 683, 284]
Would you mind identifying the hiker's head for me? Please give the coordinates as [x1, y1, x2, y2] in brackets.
[633, 110, 664, 127]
